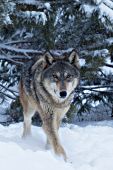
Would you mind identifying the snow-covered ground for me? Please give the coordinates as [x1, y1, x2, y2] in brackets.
[0, 121, 113, 170]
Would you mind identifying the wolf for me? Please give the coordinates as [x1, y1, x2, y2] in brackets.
[19, 50, 80, 161]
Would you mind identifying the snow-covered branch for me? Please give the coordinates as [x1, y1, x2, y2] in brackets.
[0, 54, 24, 65]
[0, 44, 74, 57]
[0, 84, 18, 97]
[78, 85, 113, 94]
[0, 44, 43, 56]
[103, 0, 113, 10]
[4, 40, 34, 45]
[0, 91, 16, 100]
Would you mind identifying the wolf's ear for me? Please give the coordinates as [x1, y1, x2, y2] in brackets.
[68, 50, 80, 69]
[44, 52, 54, 65]
[32, 56, 46, 73]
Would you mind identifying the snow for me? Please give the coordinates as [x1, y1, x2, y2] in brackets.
[99, 2, 113, 23]
[94, 49, 109, 57]
[0, 121, 113, 170]
[24, 0, 36, 4]
[24, 11, 47, 25]
[79, 58, 85, 67]
[102, 57, 113, 74]
[44, 2, 51, 10]
[82, 5, 95, 17]
[94, 0, 103, 5]
[4, 15, 12, 25]
[104, 0, 113, 9]
[82, 0, 113, 25]
[106, 37, 113, 45]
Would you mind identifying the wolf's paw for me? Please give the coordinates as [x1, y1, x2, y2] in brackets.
[22, 131, 32, 139]
[55, 145, 67, 162]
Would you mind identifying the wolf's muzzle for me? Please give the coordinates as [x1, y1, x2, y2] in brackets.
[60, 91, 67, 98]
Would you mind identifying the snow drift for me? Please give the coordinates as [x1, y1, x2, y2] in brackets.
[0, 121, 113, 170]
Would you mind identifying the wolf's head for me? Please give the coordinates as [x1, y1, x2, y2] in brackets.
[36, 50, 80, 103]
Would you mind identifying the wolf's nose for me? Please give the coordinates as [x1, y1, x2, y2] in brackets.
[60, 91, 67, 98]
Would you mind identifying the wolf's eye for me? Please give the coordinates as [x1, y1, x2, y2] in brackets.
[66, 74, 72, 79]
[53, 74, 58, 79]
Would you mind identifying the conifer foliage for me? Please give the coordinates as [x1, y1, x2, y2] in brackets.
[0, 0, 113, 122]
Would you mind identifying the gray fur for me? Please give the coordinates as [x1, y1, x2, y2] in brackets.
[19, 51, 80, 161]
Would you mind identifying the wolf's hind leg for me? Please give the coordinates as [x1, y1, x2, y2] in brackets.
[22, 109, 35, 138]
[45, 138, 51, 150]
[19, 80, 36, 138]
[22, 105, 35, 138]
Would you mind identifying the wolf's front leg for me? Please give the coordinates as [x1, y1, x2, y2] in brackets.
[42, 113, 67, 161]
[45, 115, 61, 150]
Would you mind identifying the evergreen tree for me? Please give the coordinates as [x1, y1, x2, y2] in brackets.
[0, 0, 113, 123]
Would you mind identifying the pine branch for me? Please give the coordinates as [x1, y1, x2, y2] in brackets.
[0, 44, 74, 57]
[0, 91, 16, 100]
[16, 2, 47, 12]
[0, 84, 18, 96]
[77, 85, 113, 94]
[82, 43, 109, 51]
[0, 44, 43, 56]
[80, 85, 113, 90]
[17, 0, 79, 7]
[0, 54, 24, 65]
[103, 0, 113, 10]
[4, 40, 34, 45]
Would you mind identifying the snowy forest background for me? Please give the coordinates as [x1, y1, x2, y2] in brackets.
[0, 0, 113, 125]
